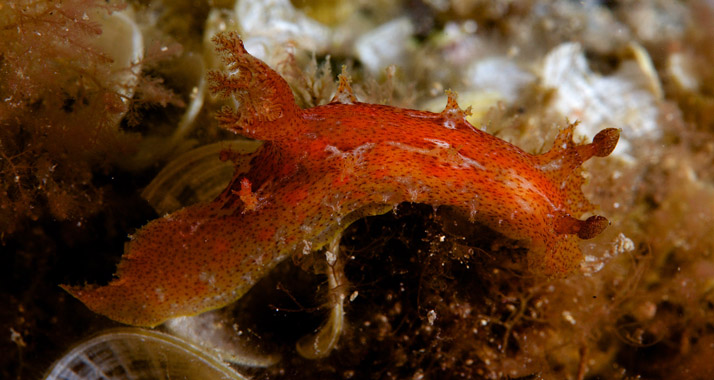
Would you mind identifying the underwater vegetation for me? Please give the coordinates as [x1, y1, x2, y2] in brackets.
[0, 0, 184, 237]
[3, 0, 714, 379]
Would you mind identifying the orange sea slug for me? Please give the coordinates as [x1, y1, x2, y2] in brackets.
[63, 32, 619, 327]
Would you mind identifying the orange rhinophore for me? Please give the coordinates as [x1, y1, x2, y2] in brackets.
[63, 32, 620, 327]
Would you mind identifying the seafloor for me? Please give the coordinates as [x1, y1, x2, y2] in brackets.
[2, 0, 714, 379]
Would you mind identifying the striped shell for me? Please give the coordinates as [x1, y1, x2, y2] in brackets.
[43, 328, 247, 380]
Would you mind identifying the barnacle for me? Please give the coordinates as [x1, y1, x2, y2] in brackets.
[43, 328, 249, 380]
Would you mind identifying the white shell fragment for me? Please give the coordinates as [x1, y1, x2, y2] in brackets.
[581, 233, 635, 275]
[622, 1, 689, 44]
[667, 52, 699, 92]
[541, 42, 661, 159]
[166, 313, 281, 368]
[466, 57, 535, 104]
[234, 0, 331, 61]
[354, 17, 415, 75]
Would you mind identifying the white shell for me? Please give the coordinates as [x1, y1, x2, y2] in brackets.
[43, 328, 248, 380]
[540, 42, 661, 161]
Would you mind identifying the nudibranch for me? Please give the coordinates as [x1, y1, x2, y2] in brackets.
[63, 32, 619, 327]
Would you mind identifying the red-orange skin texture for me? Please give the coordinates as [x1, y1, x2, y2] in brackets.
[63, 33, 619, 327]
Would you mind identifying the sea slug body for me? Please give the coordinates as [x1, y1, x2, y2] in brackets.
[63, 32, 620, 327]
